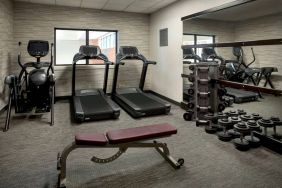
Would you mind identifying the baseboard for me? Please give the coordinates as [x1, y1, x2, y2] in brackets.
[55, 96, 71, 101]
[146, 90, 181, 106]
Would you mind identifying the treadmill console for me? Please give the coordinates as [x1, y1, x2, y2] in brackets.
[119, 46, 139, 57]
[79, 45, 100, 58]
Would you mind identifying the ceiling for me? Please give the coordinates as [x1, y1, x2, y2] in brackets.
[198, 0, 282, 22]
[14, 0, 179, 14]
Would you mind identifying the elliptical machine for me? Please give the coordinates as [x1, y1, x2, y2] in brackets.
[4, 40, 55, 132]
[201, 47, 260, 102]
[201, 47, 259, 85]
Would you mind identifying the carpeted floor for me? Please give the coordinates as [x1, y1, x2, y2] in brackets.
[0, 95, 281, 188]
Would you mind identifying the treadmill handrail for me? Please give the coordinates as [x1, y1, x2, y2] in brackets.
[112, 49, 156, 94]
[146, 60, 157, 65]
[72, 46, 112, 96]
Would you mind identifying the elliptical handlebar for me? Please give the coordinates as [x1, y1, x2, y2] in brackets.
[17, 41, 25, 71]
[246, 47, 256, 68]
[207, 54, 225, 65]
[47, 43, 54, 75]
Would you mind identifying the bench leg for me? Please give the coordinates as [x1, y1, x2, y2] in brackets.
[154, 141, 184, 169]
[57, 142, 77, 188]
[57, 140, 184, 187]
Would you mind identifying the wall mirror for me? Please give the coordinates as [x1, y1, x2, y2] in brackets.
[181, 0, 282, 104]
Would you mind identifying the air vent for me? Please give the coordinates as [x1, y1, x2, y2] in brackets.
[160, 28, 168, 47]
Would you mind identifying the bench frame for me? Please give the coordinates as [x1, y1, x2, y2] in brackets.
[57, 139, 184, 188]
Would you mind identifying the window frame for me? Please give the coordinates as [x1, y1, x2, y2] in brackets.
[54, 28, 118, 66]
[183, 33, 215, 60]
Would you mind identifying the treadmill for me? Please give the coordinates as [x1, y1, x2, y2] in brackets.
[225, 87, 258, 103]
[72, 45, 120, 122]
[111, 46, 171, 118]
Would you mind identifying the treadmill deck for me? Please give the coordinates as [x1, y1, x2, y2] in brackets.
[226, 87, 258, 103]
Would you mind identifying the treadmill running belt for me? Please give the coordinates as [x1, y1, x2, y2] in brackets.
[79, 95, 113, 115]
[121, 93, 164, 110]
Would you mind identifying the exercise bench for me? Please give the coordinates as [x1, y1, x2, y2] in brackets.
[57, 123, 184, 187]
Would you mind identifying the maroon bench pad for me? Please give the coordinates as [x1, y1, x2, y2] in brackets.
[106, 123, 177, 144]
[75, 133, 108, 146]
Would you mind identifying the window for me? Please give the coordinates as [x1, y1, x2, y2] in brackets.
[89, 31, 117, 64]
[183, 34, 215, 57]
[55, 28, 117, 65]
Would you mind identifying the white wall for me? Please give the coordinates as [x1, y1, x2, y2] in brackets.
[149, 0, 235, 102]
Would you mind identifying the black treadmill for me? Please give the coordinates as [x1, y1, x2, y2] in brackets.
[72, 45, 120, 122]
[225, 87, 258, 103]
[111, 46, 171, 118]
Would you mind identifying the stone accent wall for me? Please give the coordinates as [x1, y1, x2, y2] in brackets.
[14, 2, 150, 96]
[234, 13, 282, 89]
[0, 0, 14, 109]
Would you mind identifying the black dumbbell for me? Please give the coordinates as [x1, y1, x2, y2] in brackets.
[228, 122, 244, 139]
[196, 120, 209, 127]
[204, 114, 218, 134]
[218, 103, 225, 112]
[240, 114, 254, 122]
[217, 112, 227, 119]
[214, 112, 227, 131]
[251, 113, 262, 121]
[187, 73, 195, 82]
[183, 110, 193, 121]
[270, 116, 282, 140]
[217, 119, 233, 142]
[227, 117, 242, 138]
[245, 120, 261, 148]
[233, 122, 250, 151]
[226, 110, 239, 117]
[228, 97, 234, 106]
[237, 109, 247, 115]
[187, 102, 195, 109]
[218, 88, 227, 97]
[257, 118, 274, 136]
[189, 65, 195, 71]
[187, 88, 194, 95]
[228, 116, 241, 129]
[223, 100, 230, 107]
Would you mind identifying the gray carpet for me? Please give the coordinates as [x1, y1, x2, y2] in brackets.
[0, 95, 282, 188]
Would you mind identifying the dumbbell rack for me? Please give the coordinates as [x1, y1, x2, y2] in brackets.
[182, 62, 223, 124]
[254, 118, 282, 154]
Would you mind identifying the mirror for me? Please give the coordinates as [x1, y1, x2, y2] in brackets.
[182, 0, 282, 103]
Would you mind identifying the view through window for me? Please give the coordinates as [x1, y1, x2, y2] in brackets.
[183, 34, 215, 58]
[55, 29, 117, 65]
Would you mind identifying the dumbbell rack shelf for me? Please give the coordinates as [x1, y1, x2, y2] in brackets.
[253, 132, 282, 154]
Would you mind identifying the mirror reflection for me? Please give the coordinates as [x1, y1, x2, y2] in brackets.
[182, 0, 282, 103]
